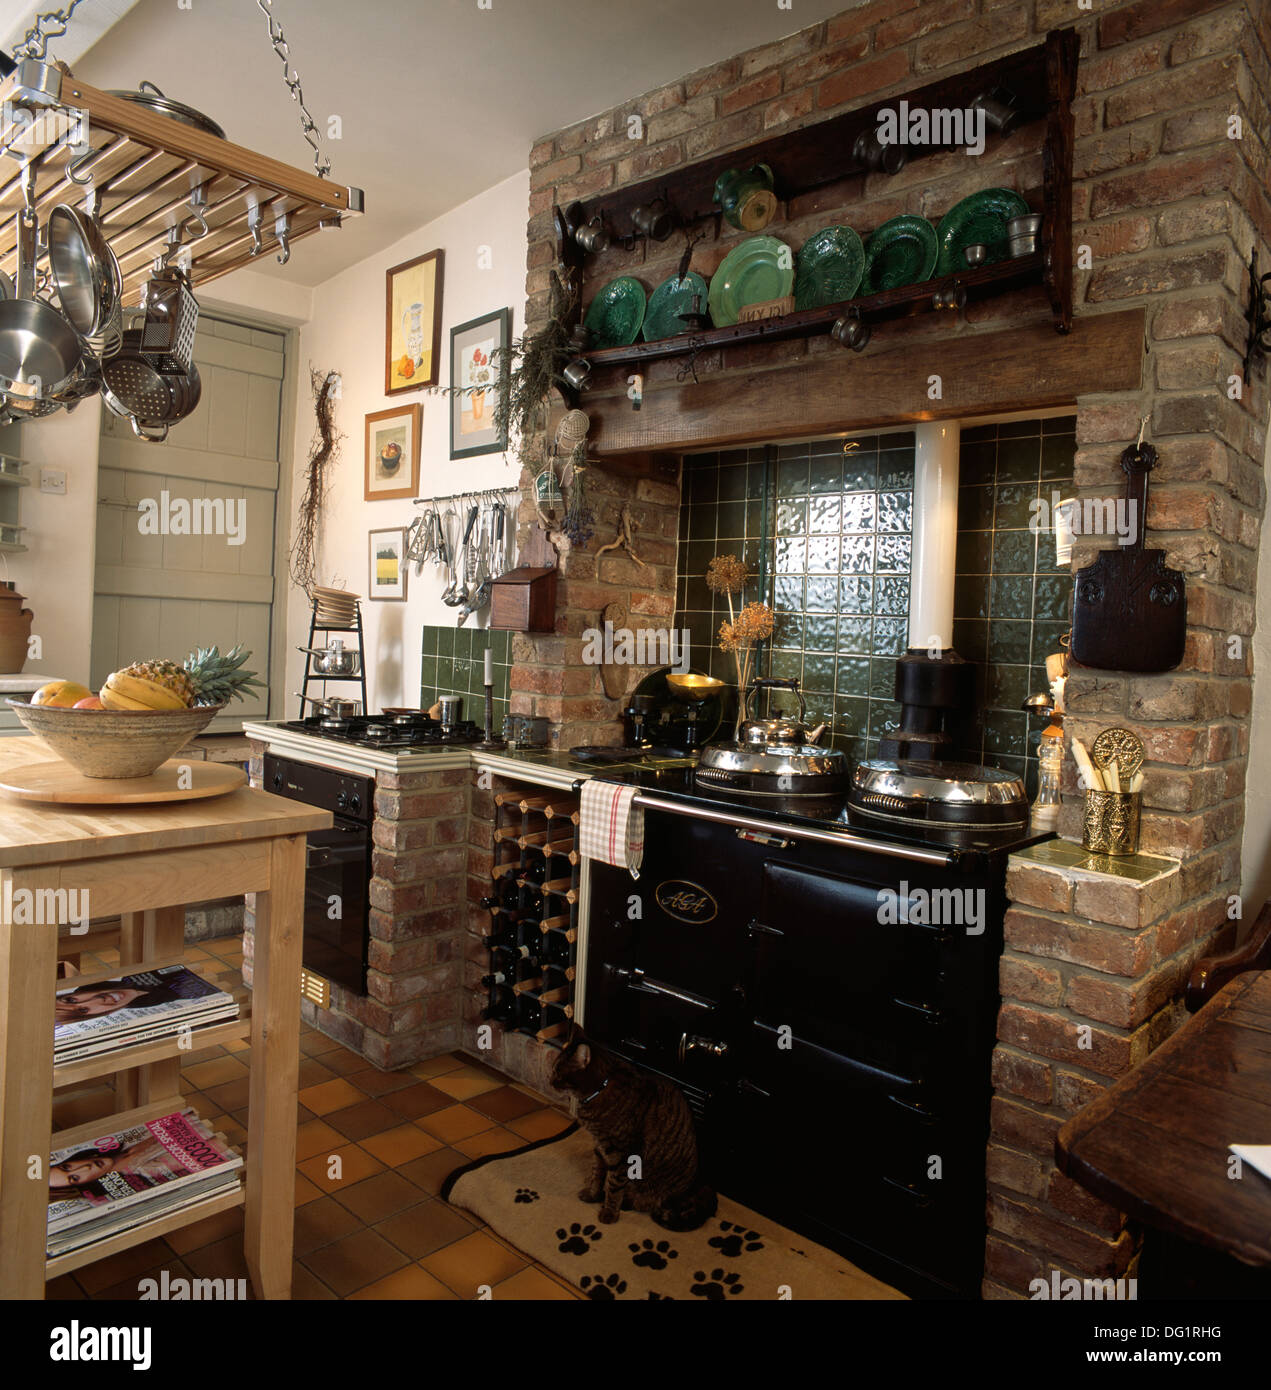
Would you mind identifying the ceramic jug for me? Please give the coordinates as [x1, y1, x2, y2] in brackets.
[0, 581, 33, 673]
[713, 163, 777, 231]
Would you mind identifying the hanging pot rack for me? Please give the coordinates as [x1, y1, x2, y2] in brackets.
[0, 58, 363, 307]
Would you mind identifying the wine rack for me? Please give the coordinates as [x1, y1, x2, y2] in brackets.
[481, 788, 581, 1048]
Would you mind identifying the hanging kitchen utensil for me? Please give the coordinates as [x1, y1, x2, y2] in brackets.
[105, 80, 227, 138]
[447, 504, 479, 607]
[438, 505, 459, 603]
[100, 327, 202, 443]
[1069, 441, 1185, 672]
[46, 192, 122, 340]
[140, 232, 199, 370]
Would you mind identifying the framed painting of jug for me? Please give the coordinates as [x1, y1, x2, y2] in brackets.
[385, 248, 444, 394]
[449, 307, 510, 460]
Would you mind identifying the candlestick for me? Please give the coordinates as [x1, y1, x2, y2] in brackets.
[476, 678, 506, 750]
[484, 647, 493, 685]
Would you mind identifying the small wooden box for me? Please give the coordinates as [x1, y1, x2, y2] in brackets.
[489, 566, 557, 632]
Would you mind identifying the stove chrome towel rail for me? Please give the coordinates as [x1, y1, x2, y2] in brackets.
[627, 791, 957, 867]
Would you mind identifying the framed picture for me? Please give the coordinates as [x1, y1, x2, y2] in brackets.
[364, 404, 420, 502]
[386, 248, 444, 394]
[368, 527, 408, 601]
[450, 307, 510, 460]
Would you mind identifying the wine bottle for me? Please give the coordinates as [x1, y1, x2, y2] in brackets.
[482, 984, 516, 1025]
[496, 868, 521, 911]
[480, 970, 511, 988]
[522, 856, 548, 885]
[482, 924, 518, 951]
[515, 994, 543, 1034]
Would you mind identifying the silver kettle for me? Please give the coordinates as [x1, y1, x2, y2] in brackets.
[738, 677, 827, 746]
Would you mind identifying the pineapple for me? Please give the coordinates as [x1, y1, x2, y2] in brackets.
[103, 645, 265, 710]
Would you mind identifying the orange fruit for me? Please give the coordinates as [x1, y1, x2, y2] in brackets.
[398, 353, 415, 379]
[32, 680, 93, 708]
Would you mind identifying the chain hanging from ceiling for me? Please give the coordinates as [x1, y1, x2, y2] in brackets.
[13, 0, 89, 59]
[255, 0, 332, 179]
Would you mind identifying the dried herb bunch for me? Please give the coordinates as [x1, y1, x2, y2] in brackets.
[290, 368, 343, 599]
[493, 269, 578, 472]
[709, 554, 774, 739]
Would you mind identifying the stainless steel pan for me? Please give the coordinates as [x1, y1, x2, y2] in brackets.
[47, 201, 121, 340]
[0, 201, 82, 406]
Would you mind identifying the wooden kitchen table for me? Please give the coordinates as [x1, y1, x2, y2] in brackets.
[0, 738, 330, 1299]
[1056, 970, 1271, 1280]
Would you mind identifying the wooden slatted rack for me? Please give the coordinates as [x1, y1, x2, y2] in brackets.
[0, 59, 362, 307]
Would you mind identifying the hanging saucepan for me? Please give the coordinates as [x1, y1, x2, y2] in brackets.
[0, 203, 81, 409]
[106, 81, 226, 138]
[100, 328, 201, 443]
[46, 202, 122, 340]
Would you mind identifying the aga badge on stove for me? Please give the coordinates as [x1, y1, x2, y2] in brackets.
[655, 880, 718, 924]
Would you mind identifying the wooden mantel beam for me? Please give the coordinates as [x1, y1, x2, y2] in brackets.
[580, 308, 1145, 460]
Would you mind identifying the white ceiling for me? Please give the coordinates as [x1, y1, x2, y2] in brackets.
[55, 0, 858, 287]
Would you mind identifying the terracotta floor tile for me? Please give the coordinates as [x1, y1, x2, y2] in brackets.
[454, 1053, 512, 1081]
[295, 1170, 324, 1206]
[92, 1258, 200, 1302]
[299, 1030, 343, 1058]
[75, 1238, 175, 1295]
[505, 1108, 575, 1142]
[373, 1199, 476, 1260]
[346, 1067, 419, 1097]
[163, 1203, 245, 1255]
[181, 1233, 251, 1283]
[494, 1266, 584, 1301]
[213, 1112, 248, 1146]
[332, 1171, 423, 1225]
[320, 1047, 367, 1076]
[468, 1084, 545, 1123]
[382, 1081, 454, 1120]
[323, 1097, 401, 1141]
[44, 1274, 86, 1300]
[299, 1078, 367, 1116]
[182, 1055, 250, 1090]
[291, 1261, 338, 1300]
[301, 1228, 408, 1298]
[297, 1143, 385, 1194]
[292, 1194, 363, 1257]
[453, 1126, 526, 1159]
[410, 1053, 467, 1079]
[415, 1103, 494, 1145]
[429, 1073, 503, 1101]
[222, 1036, 251, 1054]
[180, 1043, 228, 1066]
[349, 1263, 459, 1300]
[295, 1118, 345, 1162]
[422, 1230, 527, 1297]
[513, 1082, 558, 1104]
[202, 1075, 252, 1112]
[396, 1146, 467, 1195]
[297, 1057, 338, 1089]
[360, 1123, 443, 1167]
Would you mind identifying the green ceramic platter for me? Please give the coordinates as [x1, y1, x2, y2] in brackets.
[793, 225, 865, 311]
[934, 188, 1031, 276]
[642, 271, 711, 341]
[707, 235, 794, 328]
[860, 215, 939, 295]
[583, 276, 647, 349]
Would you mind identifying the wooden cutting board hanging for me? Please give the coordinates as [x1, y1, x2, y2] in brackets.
[1069, 441, 1185, 672]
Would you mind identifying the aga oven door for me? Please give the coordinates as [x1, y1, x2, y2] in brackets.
[302, 819, 370, 994]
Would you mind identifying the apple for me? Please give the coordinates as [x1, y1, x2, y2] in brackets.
[73, 696, 105, 710]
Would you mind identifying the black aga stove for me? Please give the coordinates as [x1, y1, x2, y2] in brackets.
[581, 766, 1048, 1299]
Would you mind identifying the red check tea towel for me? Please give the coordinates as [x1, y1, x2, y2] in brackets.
[579, 779, 644, 879]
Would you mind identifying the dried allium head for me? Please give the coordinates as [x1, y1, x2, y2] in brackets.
[732, 601, 775, 644]
[706, 554, 750, 595]
[717, 619, 738, 653]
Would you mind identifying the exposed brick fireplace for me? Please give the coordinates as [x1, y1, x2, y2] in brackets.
[515, 0, 1271, 1297]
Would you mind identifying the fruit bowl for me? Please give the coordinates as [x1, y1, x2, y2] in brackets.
[6, 699, 224, 779]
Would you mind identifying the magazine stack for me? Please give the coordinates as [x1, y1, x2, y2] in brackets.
[47, 1109, 243, 1258]
[54, 965, 239, 1065]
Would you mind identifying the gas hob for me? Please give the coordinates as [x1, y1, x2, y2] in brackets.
[277, 715, 483, 751]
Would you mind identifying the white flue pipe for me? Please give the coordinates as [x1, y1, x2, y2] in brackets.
[907, 420, 961, 651]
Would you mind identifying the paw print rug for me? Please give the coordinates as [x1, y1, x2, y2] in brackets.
[442, 1125, 906, 1301]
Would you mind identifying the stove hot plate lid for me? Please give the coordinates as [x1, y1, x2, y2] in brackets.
[850, 758, 1027, 825]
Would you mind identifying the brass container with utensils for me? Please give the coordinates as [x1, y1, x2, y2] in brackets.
[1082, 790, 1142, 856]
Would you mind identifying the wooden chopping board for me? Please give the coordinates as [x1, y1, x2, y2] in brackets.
[0, 758, 246, 805]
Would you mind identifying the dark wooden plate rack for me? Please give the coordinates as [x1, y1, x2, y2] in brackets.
[554, 27, 1076, 389]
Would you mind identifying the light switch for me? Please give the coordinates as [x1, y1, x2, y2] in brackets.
[40, 469, 66, 494]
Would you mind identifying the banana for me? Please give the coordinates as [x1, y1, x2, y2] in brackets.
[100, 684, 151, 710]
[101, 673, 187, 710]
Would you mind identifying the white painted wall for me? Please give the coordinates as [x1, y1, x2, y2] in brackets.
[281, 169, 530, 712]
[1241, 424, 1271, 922]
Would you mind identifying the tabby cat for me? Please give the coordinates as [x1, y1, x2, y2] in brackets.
[551, 1033, 716, 1230]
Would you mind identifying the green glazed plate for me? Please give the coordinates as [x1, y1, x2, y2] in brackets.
[860, 215, 938, 295]
[707, 235, 794, 328]
[934, 188, 1031, 276]
[793, 225, 865, 311]
[583, 277, 647, 349]
[642, 271, 710, 341]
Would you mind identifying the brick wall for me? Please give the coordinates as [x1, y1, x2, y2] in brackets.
[521, 0, 1271, 1297]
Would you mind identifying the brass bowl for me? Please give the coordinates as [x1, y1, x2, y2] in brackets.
[6, 698, 223, 779]
[666, 673, 726, 703]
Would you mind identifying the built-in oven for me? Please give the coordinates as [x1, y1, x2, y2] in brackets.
[263, 753, 373, 994]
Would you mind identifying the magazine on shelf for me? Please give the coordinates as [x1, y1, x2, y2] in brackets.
[54, 966, 235, 1049]
[47, 1110, 242, 1235]
[54, 1002, 241, 1064]
[47, 1170, 242, 1257]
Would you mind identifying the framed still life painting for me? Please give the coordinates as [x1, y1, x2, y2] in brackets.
[368, 527, 408, 601]
[450, 307, 510, 460]
[364, 403, 421, 502]
[386, 248, 444, 394]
